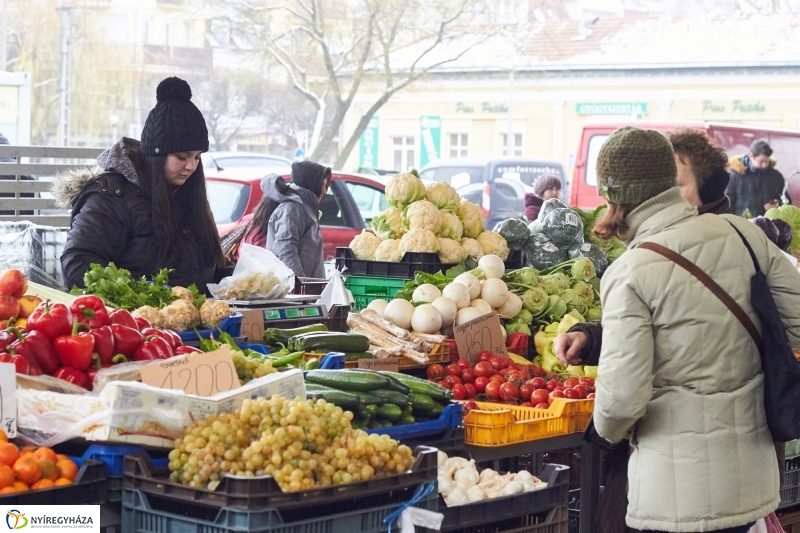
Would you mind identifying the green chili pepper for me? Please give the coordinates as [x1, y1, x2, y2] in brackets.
[196, 330, 220, 353]
[216, 328, 240, 352]
[270, 350, 305, 367]
[304, 358, 320, 370]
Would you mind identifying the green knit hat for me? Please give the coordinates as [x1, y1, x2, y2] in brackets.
[596, 127, 677, 205]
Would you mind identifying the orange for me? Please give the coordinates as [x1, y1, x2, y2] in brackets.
[55, 459, 78, 482]
[54, 478, 71, 486]
[0, 465, 14, 489]
[0, 442, 19, 467]
[0, 430, 7, 443]
[55, 454, 68, 462]
[38, 460, 58, 481]
[13, 455, 41, 485]
[18, 448, 34, 457]
[32, 448, 57, 463]
[12, 481, 28, 492]
[31, 479, 53, 490]
[0, 486, 17, 494]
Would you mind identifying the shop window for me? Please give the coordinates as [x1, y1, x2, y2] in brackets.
[449, 133, 468, 157]
[501, 133, 523, 156]
[392, 136, 415, 172]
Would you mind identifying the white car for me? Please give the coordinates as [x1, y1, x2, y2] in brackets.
[202, 152, 293, 172]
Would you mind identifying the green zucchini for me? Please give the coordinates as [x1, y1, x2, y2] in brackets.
[409, 393, 437, 415]
[304, 384, 361, 410]
[368, 420, 383, 429]
[364, 404, 379, 418]
[427, 403, 444, 418]
[370, 389, 410, 407]
[376, 404, 402, 421]
[351, 419, 368, 430]
[348, 390, 384, 405]
[379, 372, 411, 394]
[287, 332, 342, 350]
[402, 404, 414, 416]
[305, 369, 389, 392]
[399, 414, 415, 425]
[293, 333, 370, 353]
[379, 371, 453, 402]
[265, 324, 327, 345]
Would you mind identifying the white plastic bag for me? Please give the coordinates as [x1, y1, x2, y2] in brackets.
[316, 271, 353, 308]
[208, 244, 294, 300]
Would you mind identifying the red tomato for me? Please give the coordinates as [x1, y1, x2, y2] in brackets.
[519, 383, 535, 400]
[452, 383, 467, 401]
[479, 351, 494, 362]
[464, 383, 477, 398]
[460, 368, 476, 384]
[500, 382, 520, 402]
[564, 388, 580, 399]
[579, 377, 595, 388]
[490, 355, 508, 371]
[474, 361, 493, 378]
[546, 381, 560, 392]
[457, 359, 472, 370]
[587, 393, 596, 399]
[442, 375, 462, 389]
[473, 376, 489, 393]
[531, 389, 550, 405]
[564, 378, 580, 389]
[528, 365, 546, 377]
[485, 381, 501, 400]
[463, 400, 479, 412]
[445, 363, 462, 377]
[530, 377, 547, 390]
[546, 373, 560, 382]
[426, 364, 445, 381]
[506, 362, 520, 371]
[534, 402, 551, 409]
[548, 390, 565, 404]
[521, 401, 534, 407]
[489, 374, 506, 384]
[573, 385, 588, 399]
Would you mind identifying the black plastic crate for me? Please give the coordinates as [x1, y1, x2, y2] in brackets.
[446, 505, 568, 533]
[401, 428, 465, 455]
[122, 486, 439, 533]
[0, 458, 107, 505]
[781, 456, 800, 509]
[336, 248, 522, 278]
[293, 277, 327, 296]
[123, 445, 436, 512]
[567, 489, 580, 533]
[439, 464, 569, 532]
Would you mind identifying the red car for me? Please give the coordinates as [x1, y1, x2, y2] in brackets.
[205, 167, 388, 260]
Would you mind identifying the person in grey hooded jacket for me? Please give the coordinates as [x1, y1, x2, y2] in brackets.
[241, 161, 331, 278]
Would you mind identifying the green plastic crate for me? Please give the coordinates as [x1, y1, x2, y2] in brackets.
[345, 276, 410, 311]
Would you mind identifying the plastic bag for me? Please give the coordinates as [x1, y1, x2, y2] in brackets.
[208, 244, 294, 300]
[0, 222, 69, 290]
[317, 271, 353, 308]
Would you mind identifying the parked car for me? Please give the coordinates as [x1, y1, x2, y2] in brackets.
[205, 167, 386, 261]
[419, 156, 568, 228]
[571, 121, 800, 209]
[202, 152, 293, 172]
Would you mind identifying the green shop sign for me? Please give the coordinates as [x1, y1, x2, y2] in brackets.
[420, 115, 441, 167]
[358, 116, 379, 168]
[576, 102, 649, 115]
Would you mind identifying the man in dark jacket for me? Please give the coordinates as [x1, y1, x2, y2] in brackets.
[727, 139, 787, 217]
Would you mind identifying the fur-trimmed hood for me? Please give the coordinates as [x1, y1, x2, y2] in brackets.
[52, 137, 146, 209]
[729, 154, 778, 175]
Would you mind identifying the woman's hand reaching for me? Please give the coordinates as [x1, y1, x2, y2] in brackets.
[554, 331, 588, 367]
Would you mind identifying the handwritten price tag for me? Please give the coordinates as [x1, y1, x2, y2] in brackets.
[453, 312, 508, 365]
[0, 363, 17, 437]
[240, 310, 265, 342]
[358, 357, 399, 372]
[140, 346, 240, 396]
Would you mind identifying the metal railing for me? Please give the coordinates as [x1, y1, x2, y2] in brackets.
[0, 145, 103, 227]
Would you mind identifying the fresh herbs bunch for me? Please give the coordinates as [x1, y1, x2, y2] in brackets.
[72, 263, 178, 310]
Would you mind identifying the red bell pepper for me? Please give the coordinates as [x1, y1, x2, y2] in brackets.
[27, 301, 73, 341]
[0, 329, 15, 352]
[141, 328, 182, 351]
[89, 326, 115, 365]
[134, 317, 151, 331]
[110, 325, 144, 356]
[109, 309, 138, 330]
[164, 329, 183, 350]
[9, 328, 58, 374]
[174, 346, 202, 356]
[134, 335, 173, 361]
[71, 295, 109, 329]
[53, 319, 96, 371]
[53, 367, 91, 389]
[0, 348, 32, 375]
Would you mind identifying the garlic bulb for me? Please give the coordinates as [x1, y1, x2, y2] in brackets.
[445, 485, 467, 505]
[502, 480, 524, 495]
[454, 464, 479, 486]
[466, 485, 487, 502]
[438, 476, 454, 497]
[479, 468, 499, 482]
[437, 450, 448, 467]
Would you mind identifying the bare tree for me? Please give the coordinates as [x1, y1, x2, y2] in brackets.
[218, 0, 500, 167]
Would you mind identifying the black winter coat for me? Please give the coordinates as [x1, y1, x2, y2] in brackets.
[57, 138, 226, 292]
[727, 154, 787, 217]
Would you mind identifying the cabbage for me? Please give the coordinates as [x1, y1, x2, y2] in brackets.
[370, 207, 406, 240]
[494, 218, 531, 250]
[539, 198, 567, 221]
[541, 208, 584, 248]
[751, 216, 779, 246]
[568, 242, 609, 276]
[522, 235, 568, 271]
[772, 219, 793, 251]
[765, 204, 800, 254]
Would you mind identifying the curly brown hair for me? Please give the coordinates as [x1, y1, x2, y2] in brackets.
[666, 128, 728, 187]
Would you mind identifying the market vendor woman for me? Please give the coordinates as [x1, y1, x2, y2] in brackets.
[55, 77, 227, 292]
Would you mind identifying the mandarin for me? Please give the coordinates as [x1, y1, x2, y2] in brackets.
[0, 443, 19, 467]
[55, 459, 78, 482]
[54, 478, 71, 486]
[0, 465, 14, 489]
[31, 479, 54, 490]
[32, 448, 57, 463]
[13, 455, 41, 485]
[39, 460, 58, 481]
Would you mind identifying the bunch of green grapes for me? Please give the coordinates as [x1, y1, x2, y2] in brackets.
[231, 350, 275, 383]
[168, 396, 414, 491]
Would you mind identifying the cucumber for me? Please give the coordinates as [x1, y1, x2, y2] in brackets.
[378, 371, 453, 402]
[402, 404, 414, 416]
[305, 369, 389, 392]
[365, 404, 379, 418]
[409, 393, 436, 415]
[293, 333, 370, 353]
[370, 389, 410, 407]
[376, 404, 402, 421]
[343, 352, 374, 361]
[351, 419, 368, 430]
[304, 384, 362, 410]
[399, 414, 415, 425]
[347, 390, 384, 406]
[427, 403, 444, 418]
[264, 324, 328, 345]
[287, 332, 342, 350]
[379, 372, 411, 394]
[379, 420, 393, 428]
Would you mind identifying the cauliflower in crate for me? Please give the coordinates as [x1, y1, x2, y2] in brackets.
[437, 212, 464, 241]
[457, 199, 485, 239]
[460, 237, 485, 260]
[476, 231, 510, 260]
[425, 182, 460, 214]
[349, 230, 382, 260]
[373, 239, 403, 262]
[438, 238, 467, 264]
[403, 199, 441, 233]
[369, 207, 405, 240]
[399, 229, 440, 254]
[385, 171, 426, 208]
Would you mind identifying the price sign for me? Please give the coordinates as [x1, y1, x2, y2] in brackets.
[0, 363, 16, 437]
[453, 312, 508, 365]
[140, 346, 239, 396]
[240, 310, 265, 342]
[358, 357, 399, 372]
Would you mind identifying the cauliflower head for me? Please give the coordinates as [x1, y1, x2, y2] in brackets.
[385, 172, 426, 208]
[370, 207, 405, 240]
[460, 237, 485, 260]
[457, 199, 485, 239]
[399, 228, 440, 254]
[373, 239, 403, 262]
[425, 182, 460, 214]
[403, 200, 441, 233]
[476, 231, 510, 260]
[349, 230, 382, 260]
[438, 238, 467, 264]
[437, 212, 464, 241]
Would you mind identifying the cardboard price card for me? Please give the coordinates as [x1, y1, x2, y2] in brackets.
[453, 312, 508, 365]
[240, 309, 266, 342]
[140, 345, 240, 397]
[357, 357, 399, 372]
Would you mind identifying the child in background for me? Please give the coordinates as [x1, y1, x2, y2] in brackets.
[524, 174, 562, 221]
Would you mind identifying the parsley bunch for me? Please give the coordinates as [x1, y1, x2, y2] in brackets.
[72, 263, 179, 310]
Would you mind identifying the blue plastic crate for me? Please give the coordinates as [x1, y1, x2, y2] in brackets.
[367, 402, 462, 440]
[240, 343, 270, 354]
[177, 313, 243, 341]
[71, 444, 169, 477]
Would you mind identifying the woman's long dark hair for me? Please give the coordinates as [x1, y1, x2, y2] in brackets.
[143, 156, 226, 269]
[243, 196, 280, 247]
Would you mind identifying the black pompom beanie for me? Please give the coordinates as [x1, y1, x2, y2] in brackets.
[140, 77, 209, 156]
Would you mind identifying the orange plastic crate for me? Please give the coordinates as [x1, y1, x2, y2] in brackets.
[464, 398, 594, 446]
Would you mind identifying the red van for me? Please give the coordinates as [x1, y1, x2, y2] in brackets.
[570, 121, 800, 209]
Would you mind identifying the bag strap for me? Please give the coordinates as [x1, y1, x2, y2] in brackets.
[637, 241, 763, 349]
